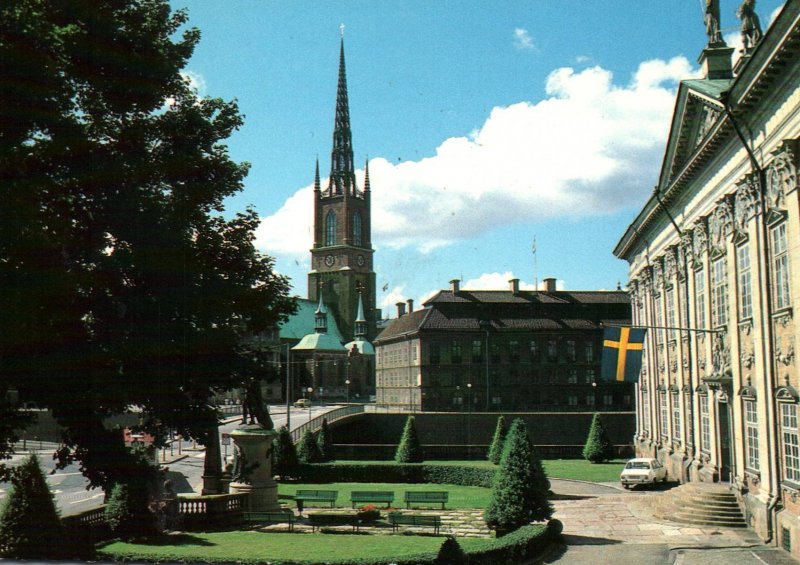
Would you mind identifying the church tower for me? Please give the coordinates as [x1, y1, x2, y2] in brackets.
[308, 36, 377, 342]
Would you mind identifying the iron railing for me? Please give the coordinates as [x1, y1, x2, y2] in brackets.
[290, 404, 364, 443]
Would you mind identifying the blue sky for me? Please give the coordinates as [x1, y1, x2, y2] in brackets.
[172, 1, 786, 318]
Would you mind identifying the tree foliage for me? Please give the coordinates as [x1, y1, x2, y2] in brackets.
[272, 425, 298, 479]
[395, 415, 423, 463]
[0, 454, 66, 559]
[0, 0, 295, 487]
[316, 418, 334, 462]
[103, 450, 160, 540]
[435, 535, 467, 564]
[484, 418, 552, 534]
[487, 415, 508, 465]
[297, 429, 322, 464]
[582, 412, 615, 463]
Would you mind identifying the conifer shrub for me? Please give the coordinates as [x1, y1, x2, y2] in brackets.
[297, 429, 322, 464]
[582, 412, 614, 463]
[435, 535, 467, 564]
[0, 454, 66, 560]
[487, 415, 508, 465]
[316, 418, 334, 461]
[273, 425, 299, 478]
[484, 418, 552, 534]
[104, 479, 156, 540]
[394, 415, 423, 463]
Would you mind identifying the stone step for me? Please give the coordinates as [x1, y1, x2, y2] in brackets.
[670, 513, 747, 528]
[652, 482, 746, 528]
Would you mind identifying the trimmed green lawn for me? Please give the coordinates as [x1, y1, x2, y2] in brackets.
[542, 459, 626, 482]
[332, 460, 495, 468]
[98, 530, 502, 564]
[278, 481, 491, 509]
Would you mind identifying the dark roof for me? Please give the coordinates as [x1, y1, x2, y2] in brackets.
[425, 290, 628, 305]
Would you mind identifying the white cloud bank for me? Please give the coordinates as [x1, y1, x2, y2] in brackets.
[256, 56, 696, 257]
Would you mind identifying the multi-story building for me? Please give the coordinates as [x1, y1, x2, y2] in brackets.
[374, 278, 632, 412]
[613, 2, 800, 552]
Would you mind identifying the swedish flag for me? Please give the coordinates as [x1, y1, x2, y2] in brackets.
[600, 326, 647, 383]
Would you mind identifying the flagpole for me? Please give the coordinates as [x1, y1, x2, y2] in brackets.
[602, 322, 720, 334]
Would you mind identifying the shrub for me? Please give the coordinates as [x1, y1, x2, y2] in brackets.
[484, 418, 552, 534]
[297, 429, 322, 464]
[582, 412, 614, 463]
[104, 480, 155, 540]
[395, 415, 423, 463]
[436, 536, 466, 564]
[487, 415, 508, 465]
[317, 418, 334, 461]
[0, 454, 66, 560]
[273, 425, 298, 478]
[293, 462, 496, 486]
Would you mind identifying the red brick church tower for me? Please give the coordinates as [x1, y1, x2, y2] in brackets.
[308, 36, 377, 342]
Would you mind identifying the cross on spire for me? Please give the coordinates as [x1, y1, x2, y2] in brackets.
[340, 23, 345, 37]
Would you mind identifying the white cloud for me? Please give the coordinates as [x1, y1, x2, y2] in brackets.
[256, 56, 696, 258]
[513, 28, 534, 50]
[379, 285, 407, 310]
[182, 70, 208, 97]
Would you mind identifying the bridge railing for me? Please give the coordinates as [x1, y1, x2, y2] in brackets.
[291, 404, 364, 443]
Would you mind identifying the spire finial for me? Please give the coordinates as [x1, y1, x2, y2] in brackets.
[314, 157, 321, 192]
[328, 32, 356, 196]
[340, 22, 345, 38]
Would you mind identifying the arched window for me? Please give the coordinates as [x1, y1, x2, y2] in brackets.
[353, 211, 362, 246]
[325, 211, 337, 246]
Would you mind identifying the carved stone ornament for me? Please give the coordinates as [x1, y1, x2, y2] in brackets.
[767, 142, 797, 210]
[669, 342, 678, 373]
[698, 352, 706, 370]
[776, 311, 793, 327]
[653, 261, 664, 292]
[664, 249, 677, 282]
[681, 232, 695, 267]
[693, 220, 708, 257]
[740, 349, 755, 369]
[734, 175, 761, 232]
[697, 105, 722, 146]
[712, 331, 731, 375]
[776, 336, 795, 366]
[708, 199, 734, 252]
[639, 267, 653, 295]
[740, 320, 753, 335]
[683, 352, 690, 370]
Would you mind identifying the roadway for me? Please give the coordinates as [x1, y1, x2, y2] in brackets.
[0, 403, 341, 517]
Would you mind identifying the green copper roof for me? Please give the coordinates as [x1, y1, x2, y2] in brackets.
[345, 338, 374, 356]
[279, 298, 345, 343]
[682, 78, 733, 99]
[293, 332, 347, 352]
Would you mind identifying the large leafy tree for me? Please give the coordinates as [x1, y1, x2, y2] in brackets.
[0, 1, 295, 487]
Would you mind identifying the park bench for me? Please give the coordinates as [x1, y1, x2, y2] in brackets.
[403, 491, 449, 509]
[294, 489, 338, 511]
[350, 490, 395, 508]
[307, 511, 361, 532]
[388, 511, 442, 535]
[242, 510, 296, 531]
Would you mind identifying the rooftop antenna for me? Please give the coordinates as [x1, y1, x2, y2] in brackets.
[532, 236, 538, 290]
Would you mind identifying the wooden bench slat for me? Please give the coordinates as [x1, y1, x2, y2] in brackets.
[350, 490, 394, 508]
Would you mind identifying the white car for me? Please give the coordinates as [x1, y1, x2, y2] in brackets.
[293, 398, 311, 408]
[620, 457, 667, 489]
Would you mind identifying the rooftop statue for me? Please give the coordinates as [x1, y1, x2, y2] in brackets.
[705, 0, 724, 45]
[738, 0, 763, 53]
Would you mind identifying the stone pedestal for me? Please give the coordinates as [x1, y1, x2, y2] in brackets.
[229, 425, 281, 512]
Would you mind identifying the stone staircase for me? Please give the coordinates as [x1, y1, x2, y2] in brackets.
[653, 482, 747, 528]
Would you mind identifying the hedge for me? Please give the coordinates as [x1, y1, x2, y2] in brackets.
[290, 463, 496, 487]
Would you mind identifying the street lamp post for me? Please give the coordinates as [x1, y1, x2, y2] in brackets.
[345, 379, 350, 404]
[283, 343, 291, 430]
[307, 387, 314, 423]
[484, 327, 490, 411]
[467, 383, 473, 458]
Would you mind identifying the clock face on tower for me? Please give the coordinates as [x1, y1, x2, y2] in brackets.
[356, 254, 365, 267]
[324, 254, 335, 267]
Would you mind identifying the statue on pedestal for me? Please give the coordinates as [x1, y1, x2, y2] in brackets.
[705, 0, 723, 45]
[737, 0, 762, 54]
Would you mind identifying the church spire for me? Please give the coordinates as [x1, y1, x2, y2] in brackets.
[328, 35, 356, 196]
[314, 158, 321, 192]
[354, 291, 367, 339]
[364, 159, 371, 192]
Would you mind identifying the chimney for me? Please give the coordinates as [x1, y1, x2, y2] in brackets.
[407, 299, 414, 313]
[396, 301, 406, 318]
[544, 277, 557, 293]
[509, 278, 520, 294]
[450, 279, 460, 293]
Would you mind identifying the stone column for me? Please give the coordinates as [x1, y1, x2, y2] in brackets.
[228, 425, 281, 512]
[201, 425, 223, 495]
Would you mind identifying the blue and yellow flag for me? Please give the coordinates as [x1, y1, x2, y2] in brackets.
[600, 326, 647, 383]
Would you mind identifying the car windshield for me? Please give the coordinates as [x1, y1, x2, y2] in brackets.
[625, 461, 651, 470]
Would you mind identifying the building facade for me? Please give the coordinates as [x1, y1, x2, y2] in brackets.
[613, 2, 800, 553]
[374, 278, 633, 412]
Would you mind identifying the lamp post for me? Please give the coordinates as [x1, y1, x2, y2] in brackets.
[282, 343, 291, 430]
[467, 383, 473, 458]
[307, 387, 314, 422]
[481, 321, 491, 412]
[345, 379, 350, 404]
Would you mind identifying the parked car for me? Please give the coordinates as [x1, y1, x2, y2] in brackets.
[294, 398, 311, 408]
[620, 457, 667, 488]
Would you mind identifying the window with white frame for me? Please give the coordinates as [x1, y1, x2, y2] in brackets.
[744, 399, 759, 471]
[782, 403, 800, 482]
[666, 287, 676, 340]
[642, 389, 650, 434]
[660, 392, 669, 438]
[585, 341, 594, 362]
[700, 395, 710, 453]
[737, 242, 752, 319]
[772, 223, 791, 310]
[711, 256, 728, 328]
[671, 392, 682, 440]
[654, 294, 664, 344]
[695, 268, 707, 330]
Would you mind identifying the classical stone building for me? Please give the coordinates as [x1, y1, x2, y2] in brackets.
[374, 278, 633, 412]
[278, 36, 376, 402]
[613, 2, 800, 553]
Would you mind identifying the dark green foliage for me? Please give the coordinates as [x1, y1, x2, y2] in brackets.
[297, 429, 322, 464]
[104, 479, 157, 540]
[272, 425, 298, 479]
[294, 462, 496, 487]
[582, 413, 614, 463]
[395, 416, 423, 463]
[484, 418, 553, 533]
[436, 536, 466, 564]
[317, 418, 334, 462]
[487, 415, 508, 465]
[0, 454, 66, 559]
[0, 0, 296, 485]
